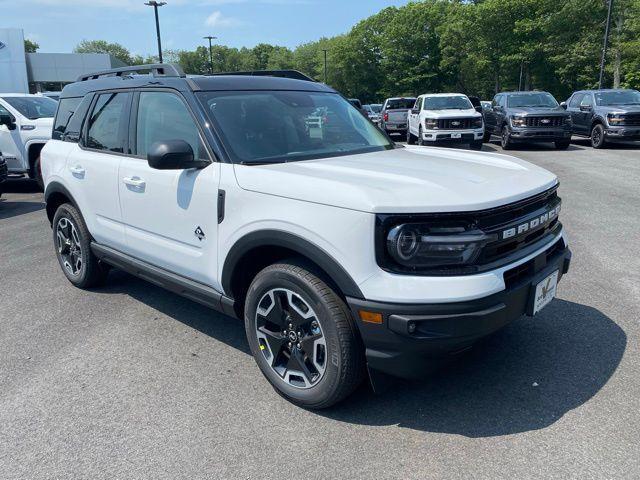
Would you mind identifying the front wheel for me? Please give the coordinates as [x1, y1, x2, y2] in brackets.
[470, 140, 483, 150]
[483, 130, 492, 142]
[52, 203, 109, 288]
[34, 156, 44, 191]
[591, 124, 606, 149]
[244, 261, 364, 409]
[406, 128, 417, 145]
[554, 139, 571, 150]
[501, 125, 513, 150]
[417, 127, 425, 146]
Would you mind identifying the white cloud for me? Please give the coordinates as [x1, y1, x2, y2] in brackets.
[204, 10, 245, 28]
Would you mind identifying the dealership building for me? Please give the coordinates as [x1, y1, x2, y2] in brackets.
[0, 28, 126, 94]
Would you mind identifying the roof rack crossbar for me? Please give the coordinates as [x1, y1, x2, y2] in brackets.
[77, 63, 186, 82]
[208, 70, 316, 82]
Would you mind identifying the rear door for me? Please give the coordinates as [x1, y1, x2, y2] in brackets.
[66, 91, 130, 250]
[118, 90, 220, 286]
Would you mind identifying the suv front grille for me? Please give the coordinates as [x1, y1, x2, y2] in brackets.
[437, 117, 476, 129]
[524, 116, 564, 127]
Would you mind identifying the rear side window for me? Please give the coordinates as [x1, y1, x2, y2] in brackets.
[385, 98, 416, 110]
[86, 92, 130, 153]
[52, 97, 82, 140]
[135, 92, 208, 160]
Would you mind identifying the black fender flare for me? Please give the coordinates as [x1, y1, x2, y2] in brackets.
[44, 181, 79, 223]
[221, 230, 365, 300]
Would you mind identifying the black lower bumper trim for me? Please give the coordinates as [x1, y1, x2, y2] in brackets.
[348, 241, 571, 380]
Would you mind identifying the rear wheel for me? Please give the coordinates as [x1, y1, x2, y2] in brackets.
[34, 156, 44, 190]
[501, 125, 513, 150]
[591, 124, 606, 149]
[244, 261, 364, 408]
[52, 203, 109, 288]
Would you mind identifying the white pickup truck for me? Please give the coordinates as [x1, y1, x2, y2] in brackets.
[407, 93, 484, 150]
[0, 93, 57, 188]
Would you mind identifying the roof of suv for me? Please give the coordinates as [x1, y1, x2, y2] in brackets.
[60, 64, 335, 99]
[500, 91, 552, 95]
[573, 88, 638, 94]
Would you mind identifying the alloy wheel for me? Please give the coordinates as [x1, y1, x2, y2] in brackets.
[56, 217, 83, 276]
[255, 288, 327, 389]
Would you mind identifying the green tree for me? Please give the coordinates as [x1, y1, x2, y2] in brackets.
[24, 39, 39, 53]
[74, 40, 136, 65]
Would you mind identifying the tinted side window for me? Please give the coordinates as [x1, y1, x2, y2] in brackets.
[416, 97, 423, 110]
[86, 92, 129, 153]
[64, 94, 94, 143]
[492, 95, 501, 107]
[52, 97, 82, 140]
[568, 93, 584, 108]
[580, 94, 593, 107]
[135, 92, 207, 160]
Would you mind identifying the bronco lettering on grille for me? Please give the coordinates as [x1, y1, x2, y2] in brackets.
[501, 205, 560, 240]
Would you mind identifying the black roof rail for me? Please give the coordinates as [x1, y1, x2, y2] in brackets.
[208, 70, 316, 82]
[77, 63, 186, 82]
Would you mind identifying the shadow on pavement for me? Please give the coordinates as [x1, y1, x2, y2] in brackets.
[95, 271, 625, 437]
[2, 178, 42, 194]
[319, 299, 625, 437]
[0, 199, 45, 219]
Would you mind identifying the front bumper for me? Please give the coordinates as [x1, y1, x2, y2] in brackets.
[509, 126, 572, 142]
[347, 240, 571, 380]
[422, 129, 484, 143]
[605, 126, 640, 139]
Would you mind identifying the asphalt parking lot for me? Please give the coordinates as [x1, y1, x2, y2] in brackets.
[1, 138, 639, 479]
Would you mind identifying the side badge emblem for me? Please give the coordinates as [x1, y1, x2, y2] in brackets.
[195, 226, 206, 241]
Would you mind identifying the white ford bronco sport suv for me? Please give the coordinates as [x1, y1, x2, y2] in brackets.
[42, 65, 571, 408]
[0, 93, 57, 189]
[407, 93, 484, 150]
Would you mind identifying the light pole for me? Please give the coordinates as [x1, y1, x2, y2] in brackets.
[204, 35, 217, 74]
[599, 0, 614, 89]
[144, 1, 166, 63]
[322, 49, 328, 84]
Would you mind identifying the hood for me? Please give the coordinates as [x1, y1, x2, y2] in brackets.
[509, 106, 568, 116]
[233, 147, 558, 214]
[425, 109, 481, 119]
[600, 107, 640, 115]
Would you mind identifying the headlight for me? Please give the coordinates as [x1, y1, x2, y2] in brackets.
[386, 224, 489, 269]
[511, 116, 526, 127]
[608, 114, 624, 125]
[473, 117, 483, 128]
[424, 118, 438, 129]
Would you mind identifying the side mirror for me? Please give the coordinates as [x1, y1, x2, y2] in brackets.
[560, 102, 567, 110]
[0, 113, 16, 131]
[147, 140, 208, 170]
[580, 104, 592, 112]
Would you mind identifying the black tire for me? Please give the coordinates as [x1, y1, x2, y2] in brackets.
[483, 130, 492, 143]
[34, 156, 44, 191]
[244, 261, 364, 409]
[554, 139, 571, 150]
[591, 123, 606, 149]
[406, 128, 417, 145]
[470, 140, 483, 150]
[501, 125, 513, 150]
[417, 126, 425, 146]
[52, 203, 109, 288]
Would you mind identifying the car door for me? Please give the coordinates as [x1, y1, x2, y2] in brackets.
[485, 95, 500, 133]
[0, 101, 22, 172]
[577, 93, 594, 134]
[409, 97, 421, 135]
[566, 93, 584, 133]
[66, 91, 131, 251]
[118, 90, 220, 286]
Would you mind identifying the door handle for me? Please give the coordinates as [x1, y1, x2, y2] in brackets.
[123, 176, 146, 189]
[69, 165, 85, 177]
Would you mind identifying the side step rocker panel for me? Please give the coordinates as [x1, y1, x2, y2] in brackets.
[91, 242, 237, 318]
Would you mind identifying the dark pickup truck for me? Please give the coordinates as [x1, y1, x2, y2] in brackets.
[484, 91, 572, 150]
[562, 89, 640, 148]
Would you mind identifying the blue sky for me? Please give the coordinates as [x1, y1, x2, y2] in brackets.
[1, 0, 410, 56]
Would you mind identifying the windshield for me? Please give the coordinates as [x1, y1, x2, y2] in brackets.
[369, 104, 382, 113]
[507, 92, 558, 108]
[197, 90, 394, 164]
[2, 96, 58, 119]
[595, 90, 640, 106]
[385, 98, 416, 110]
[424, 95, 472, 110]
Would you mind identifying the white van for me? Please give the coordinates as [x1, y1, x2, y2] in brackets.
[0, 94, 57, 188]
